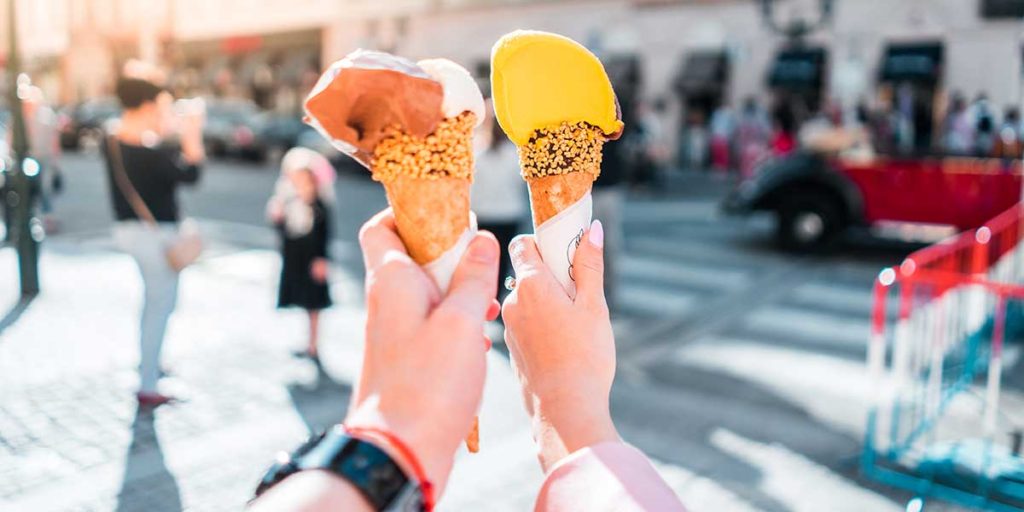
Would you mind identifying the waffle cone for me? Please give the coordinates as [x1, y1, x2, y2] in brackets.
[526, 170, 596, 227]
[382, 173, 471, 265]
[372, 116, 481, 453]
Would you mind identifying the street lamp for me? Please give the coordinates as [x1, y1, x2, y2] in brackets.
[4, 0, 40, 297]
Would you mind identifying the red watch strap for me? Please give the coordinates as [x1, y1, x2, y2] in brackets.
[344, 425, 435, 511]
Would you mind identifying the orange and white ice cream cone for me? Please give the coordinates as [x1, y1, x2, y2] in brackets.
[304, 50, 485, 452]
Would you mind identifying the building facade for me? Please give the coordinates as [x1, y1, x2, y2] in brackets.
[0, 0, 1019, 112]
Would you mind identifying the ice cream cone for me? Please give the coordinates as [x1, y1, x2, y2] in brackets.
[526, 164, 598, 227]
[370, 113, 482, 453]
[383, 174, 471, 265]
[491, 30, 622, 295]
[517, 121, 606, 227]
[370, 112, 476, 263]
[305, 51, 486, 454]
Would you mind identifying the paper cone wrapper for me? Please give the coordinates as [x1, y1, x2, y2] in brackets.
[382, 174, 475, 293]
[527, 172, 594, 298]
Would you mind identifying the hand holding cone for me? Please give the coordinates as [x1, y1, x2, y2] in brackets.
[305, 51, 485, 452]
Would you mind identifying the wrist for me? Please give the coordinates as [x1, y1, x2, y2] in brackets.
[345, 400, 454, 492]
[531, 394, 618, 472]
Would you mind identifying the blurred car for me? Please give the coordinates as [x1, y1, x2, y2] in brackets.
[257, 112, 307, 159]
[723, 150, 1023, 251]
[203, 98, 265, 161]
[294, 127, 366, 178]
[57, 98, 121, 150]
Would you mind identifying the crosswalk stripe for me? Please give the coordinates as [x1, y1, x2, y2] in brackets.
[620, 253, 750, 291]
[623, 199, 720, 223]
[671, 338, 871, 408]
[740, 305, 870, 350]
[786, 281, 873, 316]
[628, 233, 782, 269]
[616, 283, 697, 316]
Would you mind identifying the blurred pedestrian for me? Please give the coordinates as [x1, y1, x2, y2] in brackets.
[994, 106, 1022, 160]
[869, 93, 897, 154]
[770, 102, 796, 156]
[633, 98, 672, 189]
[709, 100, 735, 173]
[595, 125, 627, 310]
[471, 99, 527, 300]
[972, 93, 996, 156]
[18, 85, 63, 233]
[267, 147, 335, 361]
[943, 93, 973, 155]
[104, 75, 205, 406]
[736, 96, 771, 179]
[681, 108, 709, 170]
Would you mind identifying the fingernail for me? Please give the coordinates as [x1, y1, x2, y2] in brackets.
[470, 238, 498, 263]
[589, 220, 604, 248]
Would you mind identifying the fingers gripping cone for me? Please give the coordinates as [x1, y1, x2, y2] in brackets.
[491, 31, 623, 296]
[373, 113, 477, 290]
[305, 52, 485, 452]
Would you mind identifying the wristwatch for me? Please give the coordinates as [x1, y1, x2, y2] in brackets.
[255, 424, 427, 511]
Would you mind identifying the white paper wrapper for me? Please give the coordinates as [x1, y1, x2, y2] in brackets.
[423, 213, 478, 294]
[535, 193, 592, 298]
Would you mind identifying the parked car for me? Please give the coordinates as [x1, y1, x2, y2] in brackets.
[295, 127, 366, 178]
[257, 112, 307, 159]
[57, 98, 121, 150]
[723, 150, 1023, 251]
[203, 98, 265, 161]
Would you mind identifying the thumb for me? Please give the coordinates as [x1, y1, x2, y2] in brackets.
[573, 220, 606, 311]
[430, 232, 500, 339]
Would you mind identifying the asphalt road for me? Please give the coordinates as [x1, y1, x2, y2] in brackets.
[18, 151, 941, 510]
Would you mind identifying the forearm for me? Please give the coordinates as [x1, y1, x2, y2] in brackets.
[532, 393, 618, 472]
[249, 470, 373, 512]
[535, 441, 686, 512]
[180, 132, 206, 165]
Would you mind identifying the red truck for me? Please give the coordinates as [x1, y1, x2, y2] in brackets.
[723, 151, 1023, 251]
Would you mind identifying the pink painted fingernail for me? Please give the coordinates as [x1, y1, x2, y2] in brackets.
[590, 220, 604, 248]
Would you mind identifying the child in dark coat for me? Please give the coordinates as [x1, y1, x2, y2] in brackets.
[267, 148, 335, 359]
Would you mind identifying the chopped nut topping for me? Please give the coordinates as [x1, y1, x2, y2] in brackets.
[518, 121, 604, 180]
[371, 112, 476, 182]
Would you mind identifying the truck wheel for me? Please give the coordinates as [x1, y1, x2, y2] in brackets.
[776, 193, 843, 252]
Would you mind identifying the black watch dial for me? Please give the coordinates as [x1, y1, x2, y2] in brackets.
[256, 426, 423, 511]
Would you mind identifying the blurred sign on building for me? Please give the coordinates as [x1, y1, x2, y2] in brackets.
[980, 0, 1024, 18]
[879, 43, 943, 85]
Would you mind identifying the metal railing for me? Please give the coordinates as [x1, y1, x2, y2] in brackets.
[863, 203, 1024, 510]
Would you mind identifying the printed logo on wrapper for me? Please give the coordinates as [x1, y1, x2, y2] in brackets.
[566, 229, 584, 282]
[535, 193, 593, 298]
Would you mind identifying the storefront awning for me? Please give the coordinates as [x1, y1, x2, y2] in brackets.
[604, 54, 642, 94]
[674, 51, 728, 96]
[981, 0, 1024, 19]
[767, 47, 826, 90]
[879, 42, 943, 84]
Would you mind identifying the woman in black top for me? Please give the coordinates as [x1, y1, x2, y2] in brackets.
[103, 75, 205, 406]
[266, 148, 334, 360]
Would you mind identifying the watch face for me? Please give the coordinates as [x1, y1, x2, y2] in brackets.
[257, 427, 423, 511]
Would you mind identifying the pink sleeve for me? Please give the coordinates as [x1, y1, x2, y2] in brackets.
[534, 441, 686, 512]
